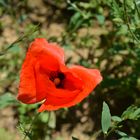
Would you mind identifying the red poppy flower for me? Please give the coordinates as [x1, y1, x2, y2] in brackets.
[17, 38, 102, 112]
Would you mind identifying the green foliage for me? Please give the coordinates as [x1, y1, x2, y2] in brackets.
[119, 137, 138, 140]
[1, 0, 140, 139]
[0, 93, 18, 109]
[112, 116, 122, 122]
[0, 24, 40, 55]
[103, 105, 139, 139]
[48, 112, 56, 129]
[67, 0, 94, 32]
[121, 105, 140, 120]
[117, 130, 138, 140]
[101, 104, 140, 139]
[17, 103, 57, 140]
[39, 112, 50, 123]
[101, 102, 111, 134]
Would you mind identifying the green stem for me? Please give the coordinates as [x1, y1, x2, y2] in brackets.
[90, 130, 102, 140]
[123, 0, 140, 43]
[0, 24, 39, 56]
[22, 112, 40, 140]
[105, 121, 122, 139]
[134, 0, 140, 19]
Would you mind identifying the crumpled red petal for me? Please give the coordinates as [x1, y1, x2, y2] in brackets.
[17, 38, 65, 104]
[38, 65, 102, 112]
[17, 53, 37, 104]
[29, 38, 65, 71]
[36, 65, 84, 99]
[17, 38, 102, 112]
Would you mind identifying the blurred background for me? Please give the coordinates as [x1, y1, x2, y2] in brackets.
[0, 0, 140, 140]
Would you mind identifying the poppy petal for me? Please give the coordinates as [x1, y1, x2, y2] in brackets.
[29, 38, 65, 71]
[17, 38, 65, 103]
[69, 65, 102, 102]
[33, 63, 78, 100]
[62, 71, 83, 91]
[38, 96, 76, 111]
[30, 38, 64, 63]
[17, 53, 37, 104]
[38, 66, 102, 111]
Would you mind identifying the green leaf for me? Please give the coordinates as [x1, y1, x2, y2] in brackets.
[126, 0, 135, 9]
[69, 12, 84, 31]
[0, 0, 7, 7]
[40, 112, 49, 123]
[121, 105, 140, 120]
[116, 130, 128, 137]
[96, 14, 105, 25]
[48, 112, 56, 128]
[119, 137, 138, 140]
[72, 136, 79, 140]
[112, 116, 122, 122]
[0, 93, 18, 109]
[9, 44, 20, 53]
[116, 130, 138, 140]
[113, 18, 123, 24]
[101, 102, 111, 134]
[112, 0, 123, 18]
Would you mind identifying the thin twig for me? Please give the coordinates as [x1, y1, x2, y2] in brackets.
[90, 130, 102, 140]
[0, 24, 40, 56]
[134, 0, 140, 19]
[123, 0, 140, 43]
[0, 37, 22, 56]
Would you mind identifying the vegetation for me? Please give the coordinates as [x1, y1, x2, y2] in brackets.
[0, 0, 140, 139]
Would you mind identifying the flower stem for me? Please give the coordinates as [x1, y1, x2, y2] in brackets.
[22, 112, 40, 140]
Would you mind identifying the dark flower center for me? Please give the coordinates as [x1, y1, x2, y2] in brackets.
[49, 72, 65, 88]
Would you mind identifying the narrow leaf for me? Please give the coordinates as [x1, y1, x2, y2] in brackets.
[121, 105, 140, 120]
[0, 93, 18, 109]
[101, 102, 111, 134]
[112, 116, 122, 122]
[48, 112, 56, 128]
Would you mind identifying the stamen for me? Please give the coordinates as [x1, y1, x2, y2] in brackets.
[58, 72, 65, 80]
[49, 72, 65, 88]
[54, 78, 61, 86]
